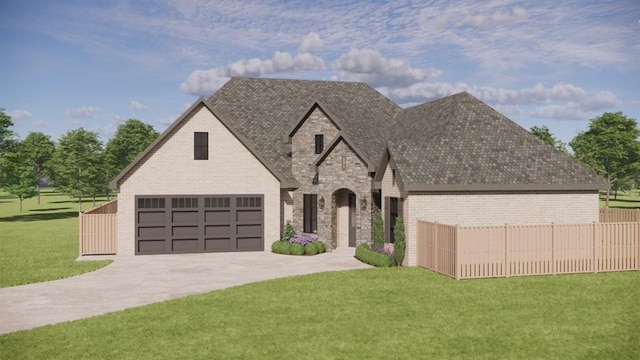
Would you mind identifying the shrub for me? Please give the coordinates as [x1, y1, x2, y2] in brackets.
[271, 240, 281, 253]
[355, 244, 394, 267]
[394, 217, 405, 266]
[315, 241, 326, 253]
[304, 242, 319, 255]
[282, 221, 295, 242]
[290, 243, 305, 255]
[280, 241, 291, 255]
[373, 211, 384, 248]
[371, 245, 396, 265]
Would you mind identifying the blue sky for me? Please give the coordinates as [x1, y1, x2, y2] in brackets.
[1, 0, 639, 146]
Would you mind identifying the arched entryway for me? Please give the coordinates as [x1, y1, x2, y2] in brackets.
[333, 188, 356, 248]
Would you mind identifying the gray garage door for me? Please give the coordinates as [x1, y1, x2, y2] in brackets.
[135, 195, 263, 255]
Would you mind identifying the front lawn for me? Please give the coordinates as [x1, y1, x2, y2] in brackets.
[0, 189, 112, 288]
[1, 268, 638, 359]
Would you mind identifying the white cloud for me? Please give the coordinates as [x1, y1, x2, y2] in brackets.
[181, 51, 325, 96]
[8, 109, 32, 120]
[382, 81, 622, 121]
[65, 106, 100, 119]
[334, 48, 439, 88]
[32, 120, 46, 128]
[299, 32, 323, 53]
[97, 115, 126, 138]
[129, 100, 149, 111]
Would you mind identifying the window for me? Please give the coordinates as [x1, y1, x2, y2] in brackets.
[303, 194, 317, 233]
[315, 134, 324, 154]
[194, 132, 208, 160]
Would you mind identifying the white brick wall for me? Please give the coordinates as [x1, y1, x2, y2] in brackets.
[403, 192, 600, 265]
[117, 104, 280, 255]
[380, 162, 401, 225]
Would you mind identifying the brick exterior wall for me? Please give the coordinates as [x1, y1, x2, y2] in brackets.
[290, 108, 373, 249]
[403, 191, 600, 266]
[116, 104, 280, 255]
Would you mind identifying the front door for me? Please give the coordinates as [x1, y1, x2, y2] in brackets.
[348, 193, 356, 247]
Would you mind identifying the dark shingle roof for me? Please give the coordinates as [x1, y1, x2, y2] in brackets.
[389, 92, 606, 190]
[208, 77, 401, 183]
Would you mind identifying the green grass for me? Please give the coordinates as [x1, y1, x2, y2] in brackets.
[600, 189, 640, 209]
[0, 188, 112, 288]
[1, 269, 638, 359]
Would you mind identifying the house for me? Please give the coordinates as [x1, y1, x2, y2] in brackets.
[109, 77, 607, 265]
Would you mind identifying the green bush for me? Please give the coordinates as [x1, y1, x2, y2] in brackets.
[282, 221, 295, 242]
[290, 243, 305, 255]
[271, 240, 281, 253]
[394, 217, 405, 266]
[355, 244, 394, 267]
[304, 242, 319, 255]
[280, 241, 291, 255]
[315, 241, 326, 253]
[373, 211, 384, 248]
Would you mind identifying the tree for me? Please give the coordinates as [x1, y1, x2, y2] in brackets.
[569, 112, 640, 208]
[0, 108, 15, 156]
[393, 216, 405, 266]
[530, 125, 568, 153]
[372, 210, 384, 248]
[104, 119, 158, 180]
[0, 149, 38, 212]
[20, 132, 55, 204]
[52, 128, 107, 211]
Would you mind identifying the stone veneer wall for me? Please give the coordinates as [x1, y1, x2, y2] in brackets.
[290, 108, 373, 249]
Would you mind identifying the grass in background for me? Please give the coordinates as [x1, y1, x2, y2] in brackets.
[0, 188, 112, 288]
[600, 189, 640, 209]
[0, 268, 638, 359]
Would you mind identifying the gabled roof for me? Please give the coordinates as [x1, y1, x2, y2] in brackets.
[207, 77, 402, 182]
[387, 92, 607, 191]
[110, 98, 297, 190]
[313, 133, 375, 171]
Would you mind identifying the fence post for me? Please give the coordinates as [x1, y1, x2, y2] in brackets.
[434, 222, 438, 273]
[551, 222, 556, 275]
[636, 209, 640, 223]
[504, 224, 509, 278]
[455, 224, 460, 280]
[592, 221, 597, 273]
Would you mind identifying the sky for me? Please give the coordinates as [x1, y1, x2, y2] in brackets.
[1, 0, 639, 147]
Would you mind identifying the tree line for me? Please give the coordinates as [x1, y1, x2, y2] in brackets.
[0, 108, 159, 212]
[530, 112, 640, 207]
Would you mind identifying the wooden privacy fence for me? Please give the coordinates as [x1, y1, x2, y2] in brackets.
[79, 200, 117, 256]
[600, 208, 640, 222]
[417, 220, 639, 280]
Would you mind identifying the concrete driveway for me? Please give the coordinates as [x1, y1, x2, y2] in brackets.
[0, 248, 370, 335]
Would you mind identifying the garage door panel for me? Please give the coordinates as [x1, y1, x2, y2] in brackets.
[172, 239, 198, 252]
[136, 195, 263, 255]
[237, 210, 261, 222]
[205, 225, 231, 236]
[237, 224, 261, 236]
[205, 238, 232, 251]
[172, 226, 198, 236]
[237, 238, 262, 250]
[172, 211, 198, 224]
[138, 226, 165, 237]
[206, 210, 230, 223]
[138, 212, 165, 224]
[138, 240, 166, 253]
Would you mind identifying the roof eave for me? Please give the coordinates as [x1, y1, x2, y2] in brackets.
[404, 183, 609, 192]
